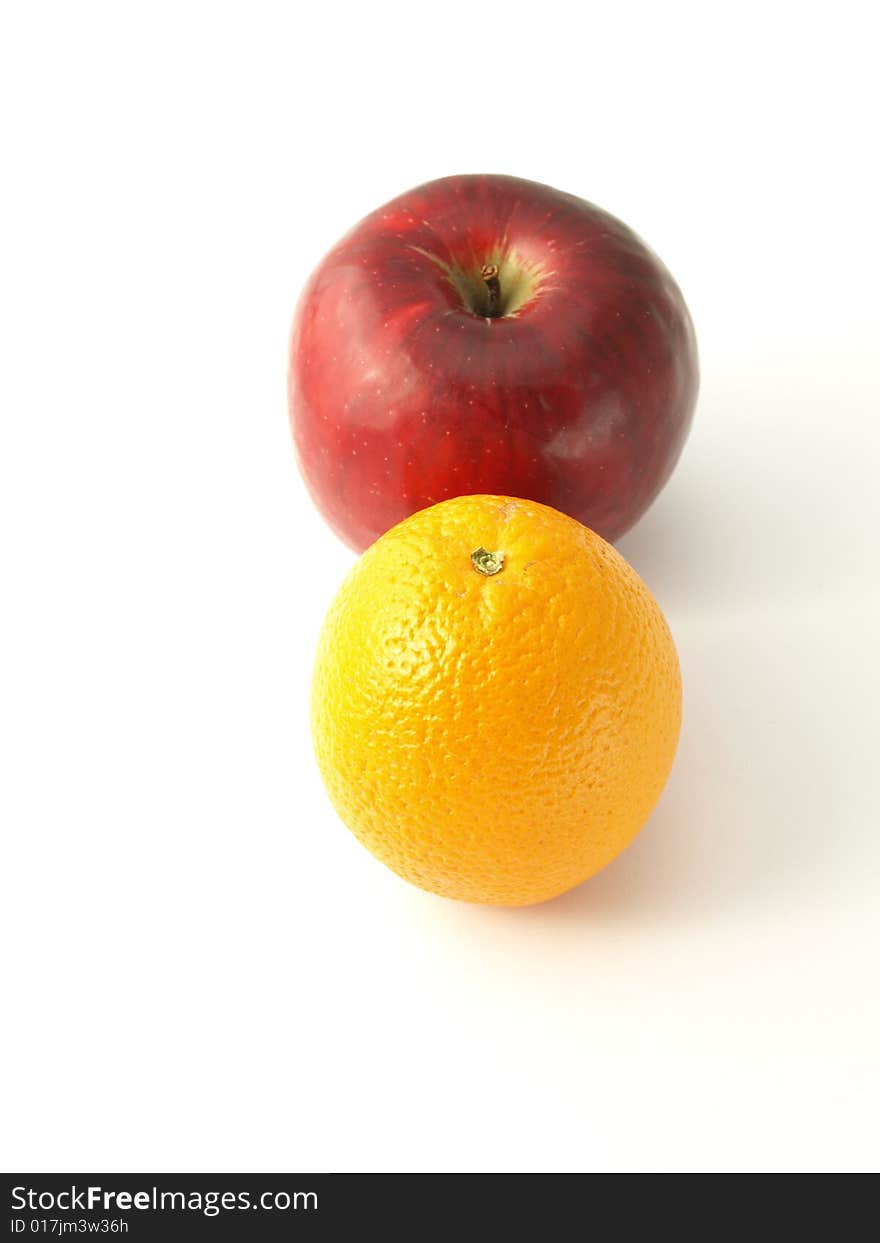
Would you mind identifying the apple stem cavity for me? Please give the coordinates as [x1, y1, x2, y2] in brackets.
[480, 264, 502, 317]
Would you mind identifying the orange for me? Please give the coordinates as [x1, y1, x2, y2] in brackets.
[311, 495, 681, 906]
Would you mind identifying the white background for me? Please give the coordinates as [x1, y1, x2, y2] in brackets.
[2, 1, 878, 1174]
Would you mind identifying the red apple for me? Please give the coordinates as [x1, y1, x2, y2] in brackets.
[288, 174, 698, 551]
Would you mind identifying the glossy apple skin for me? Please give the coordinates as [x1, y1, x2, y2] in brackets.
[288, 174, 698, 551]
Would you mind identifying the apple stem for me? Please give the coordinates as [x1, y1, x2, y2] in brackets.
[480, 264, 501, 317]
